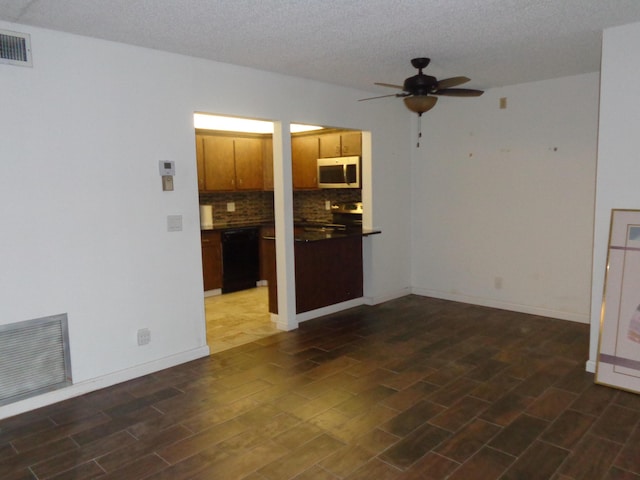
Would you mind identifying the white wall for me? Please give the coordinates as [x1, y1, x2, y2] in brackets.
[410, 73, 599, 323]
[589, 22, 640, 372]
[0, 21, 411, 418]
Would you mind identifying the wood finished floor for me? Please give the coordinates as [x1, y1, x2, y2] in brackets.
[2, 295, 640, 480]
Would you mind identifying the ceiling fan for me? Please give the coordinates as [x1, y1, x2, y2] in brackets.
[360, 57, 484, 116]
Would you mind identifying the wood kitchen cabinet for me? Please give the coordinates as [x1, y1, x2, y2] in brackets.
[196, 132, 265, 192]
[262, 235, 364, 314]
[201, 230, 222, 291]
[202, 135, 235, 191]
[195, 135, 206, 191]
[262, 137, 274, 191]
[234, 137, 264, 190]
[291, 134, 319, 189]
[319, 131, 362, 158]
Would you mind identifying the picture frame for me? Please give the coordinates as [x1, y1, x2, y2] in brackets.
[596, 209, 640, 393]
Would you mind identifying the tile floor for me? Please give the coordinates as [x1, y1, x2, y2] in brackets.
[205, 287, 278, 353]
[2, 295, 640, 479]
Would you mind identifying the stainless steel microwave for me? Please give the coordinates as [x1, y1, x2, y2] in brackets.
[317, 156, 361, 189]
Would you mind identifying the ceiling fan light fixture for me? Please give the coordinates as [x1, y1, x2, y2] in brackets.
[403, 95, 438, 115]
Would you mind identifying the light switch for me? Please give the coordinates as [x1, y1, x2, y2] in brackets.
[162, 175, 174, 191]
[227, 202, 235, 212]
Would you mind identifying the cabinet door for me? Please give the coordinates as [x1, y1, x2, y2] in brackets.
[234, 137, 264, 190]
[341, 131, 362, 156]
[291, 135, 319, 189]
[262, 137, 274, 191]
[203, 136, 235, 191]
[201, 231, 222, 291]
[195, 135, 206, 191]
[318, 132, 342, 158]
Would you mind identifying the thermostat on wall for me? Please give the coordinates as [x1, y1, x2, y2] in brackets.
[159, 160, 175, 176]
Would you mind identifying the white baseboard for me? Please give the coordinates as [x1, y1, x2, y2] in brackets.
[585, 359, 596, 373]
[364, 286, 412, 306]
[204, 288, 221, 298]
[296, 298, 366, 324]
[0, 345, 211, 421]
[411, 288, 589, 324]
[271, 297, 368, 330]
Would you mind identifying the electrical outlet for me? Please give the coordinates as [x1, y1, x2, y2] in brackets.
[137, 328, 151, 346]
[167, 215, 182, 232]
[325, 200, 331, 210]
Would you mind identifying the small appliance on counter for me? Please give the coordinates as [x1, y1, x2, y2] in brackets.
[199, 204, 213, 229]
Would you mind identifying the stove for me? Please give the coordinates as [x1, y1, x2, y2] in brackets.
[331, 201, 363, 229]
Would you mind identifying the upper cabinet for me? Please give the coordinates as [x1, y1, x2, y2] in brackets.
[203, 135, 235, 191]
[318, 131, 362, 158]
[291, 134, 320, 190]
[196, 128, 362, 192]
[195, 135, 206, 191]
[234, 137, 264, 190]
[262, 137, 274, 191]
[196, 132, 266, 192]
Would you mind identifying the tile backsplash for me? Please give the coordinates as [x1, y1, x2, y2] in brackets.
[293, 190, 361, 224]
[199, 191, 274, 225]
[199, 189, 361, 226]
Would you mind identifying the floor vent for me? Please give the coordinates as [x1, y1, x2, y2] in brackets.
[0, 314, 72, 406]
[0, 29, 32, 67]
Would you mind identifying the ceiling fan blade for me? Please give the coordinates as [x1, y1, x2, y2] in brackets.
[374, 82, 404, 89]
[435, 76, 470, 89]
[433, 88, 484, 97]
[358, 93, 402, 101]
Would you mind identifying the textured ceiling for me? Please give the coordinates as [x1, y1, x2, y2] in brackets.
[2, 0, 640, 94]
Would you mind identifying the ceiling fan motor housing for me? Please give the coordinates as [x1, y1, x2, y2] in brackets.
[403, 74, 438, 95]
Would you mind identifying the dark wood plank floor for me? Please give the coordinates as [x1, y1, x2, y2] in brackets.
[2, 295, 639, 479]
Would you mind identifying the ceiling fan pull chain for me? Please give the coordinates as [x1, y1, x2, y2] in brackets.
[417, 114, 422, 148]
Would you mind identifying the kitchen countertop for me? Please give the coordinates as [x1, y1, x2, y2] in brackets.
[263, 227, 381, 242]
[201, 221, 271, 232]
[201, 221, 381, 242]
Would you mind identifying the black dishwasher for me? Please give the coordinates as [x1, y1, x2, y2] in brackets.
[221, 227, 260, 293]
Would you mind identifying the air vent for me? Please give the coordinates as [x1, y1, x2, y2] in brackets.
[0, 314, 72, 406]
[0, 29, 32, 67]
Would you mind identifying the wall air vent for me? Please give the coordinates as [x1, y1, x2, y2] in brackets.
[0, 29, 32, 67]
[0, 314, 72, 406]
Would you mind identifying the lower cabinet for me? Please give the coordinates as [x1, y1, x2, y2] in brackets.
[262, 235, 363, 314]
[201, 231, 222, 291]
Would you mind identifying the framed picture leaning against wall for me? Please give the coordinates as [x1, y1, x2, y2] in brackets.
[597, 209, 640, 393]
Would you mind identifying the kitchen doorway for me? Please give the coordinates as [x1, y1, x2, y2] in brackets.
[195, 113, 281, 354]
[195, 112, 370, 353]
